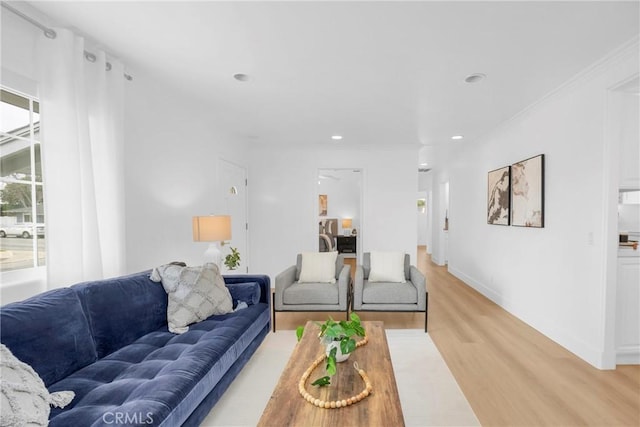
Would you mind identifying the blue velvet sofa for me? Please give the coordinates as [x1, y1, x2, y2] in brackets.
[0, 271, 271, 426]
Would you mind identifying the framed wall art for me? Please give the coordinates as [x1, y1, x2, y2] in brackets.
[487, 166, 511, 225]
[510, 154, 544, 228]
[319, 194, 327, 216]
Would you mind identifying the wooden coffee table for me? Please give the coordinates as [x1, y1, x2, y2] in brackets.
[258, 321, 404, 427]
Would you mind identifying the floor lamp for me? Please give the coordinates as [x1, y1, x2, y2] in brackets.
[192, 215, 232, 268]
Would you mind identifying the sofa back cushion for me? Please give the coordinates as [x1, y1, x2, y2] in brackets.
[72, 271, 168, 358]
[0, 288, 97, 387]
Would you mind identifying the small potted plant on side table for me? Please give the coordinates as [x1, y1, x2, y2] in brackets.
[223, 247, 241, 271]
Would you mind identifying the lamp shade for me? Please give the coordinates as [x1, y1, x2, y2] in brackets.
[192, 215, 232, 242]
[342, 218, 352, 229]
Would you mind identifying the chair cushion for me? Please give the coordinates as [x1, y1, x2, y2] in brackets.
[368, 251, 406, 283]
[297, 252, 338, 283]
[363, 281, 417, 304]
[283, 282, 339, 305]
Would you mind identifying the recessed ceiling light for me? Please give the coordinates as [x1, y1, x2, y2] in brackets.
[451, 135, 464, 140]
[233, 73, 249, 82]
[420, 162, 428, 166]
[464, 73, 486, 83]
[331, 135, 343, 140]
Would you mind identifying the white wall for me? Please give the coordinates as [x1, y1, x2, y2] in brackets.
[1, 4, 41, 86]
[123, 74, 249, 273]
[248, 146, 418, 281]
[440, 41, 639, 368]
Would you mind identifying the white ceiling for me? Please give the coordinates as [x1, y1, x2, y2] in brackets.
[26, 1, 640, 161]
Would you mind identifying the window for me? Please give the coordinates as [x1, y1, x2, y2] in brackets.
[0, 88, 45, 272]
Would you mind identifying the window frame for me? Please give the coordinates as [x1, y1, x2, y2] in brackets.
[0, 86, 46, 278]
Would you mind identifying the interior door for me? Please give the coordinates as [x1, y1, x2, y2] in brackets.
[219, 159, 248, 273]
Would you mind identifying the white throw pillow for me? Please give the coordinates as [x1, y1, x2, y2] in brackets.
[150, 263, 233, 334]
[368, 251, 406, 283]
[0, 344, 75, 427]
[298, 252, 338, 283]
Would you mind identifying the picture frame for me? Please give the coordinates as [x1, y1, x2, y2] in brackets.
[319, 194, 327, 216]
[510, 154, 544, 228]
[487, 166, 511, 225]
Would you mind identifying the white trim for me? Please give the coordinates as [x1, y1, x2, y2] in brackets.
[616, 346, 640, 365]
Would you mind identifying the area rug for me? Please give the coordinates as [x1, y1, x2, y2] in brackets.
[201, 329, 479, 427]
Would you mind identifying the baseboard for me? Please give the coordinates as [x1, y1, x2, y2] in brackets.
[616, 346, 640, 365]
[448, 267, 502, 304]
[448, 266, 606, 369]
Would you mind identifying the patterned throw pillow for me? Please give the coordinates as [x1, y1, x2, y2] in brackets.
[150, 263, 233, 334]
[0, 344, 75, 427]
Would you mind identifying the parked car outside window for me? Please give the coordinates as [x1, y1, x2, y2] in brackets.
[0, 223, 45, 238]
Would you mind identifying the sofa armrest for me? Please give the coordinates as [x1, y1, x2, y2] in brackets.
[223, 275, 271, 305]
[409, 266, 427, 311]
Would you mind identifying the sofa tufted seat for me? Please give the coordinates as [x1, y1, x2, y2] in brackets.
[1, 271, 271, 427]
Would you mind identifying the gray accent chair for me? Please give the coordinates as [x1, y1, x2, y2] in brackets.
[353, 253, 428, 332]
[272, 253, 351, 331]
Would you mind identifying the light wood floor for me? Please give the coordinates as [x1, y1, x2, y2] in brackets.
[273, 247, 640, 426]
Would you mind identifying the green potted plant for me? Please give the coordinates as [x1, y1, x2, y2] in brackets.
[223, 247, 241, 270]
[296, 313, 366, 386]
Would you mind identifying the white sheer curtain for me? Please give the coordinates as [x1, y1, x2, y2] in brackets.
[38, 29, 125, 287]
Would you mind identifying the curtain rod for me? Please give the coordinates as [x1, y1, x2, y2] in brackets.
[2, 2, 133, 81]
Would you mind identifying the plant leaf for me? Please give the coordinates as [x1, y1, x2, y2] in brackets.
[341, 338, 356, 354]
[311, 376, 331, 386]
[296, 326, 304, 342]
[326, 347, 337, 376]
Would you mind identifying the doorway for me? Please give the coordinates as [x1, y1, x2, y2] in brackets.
[603, 75, 640, 368]
[219, 159, 248, 273]
[317, 168, 363, 262]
